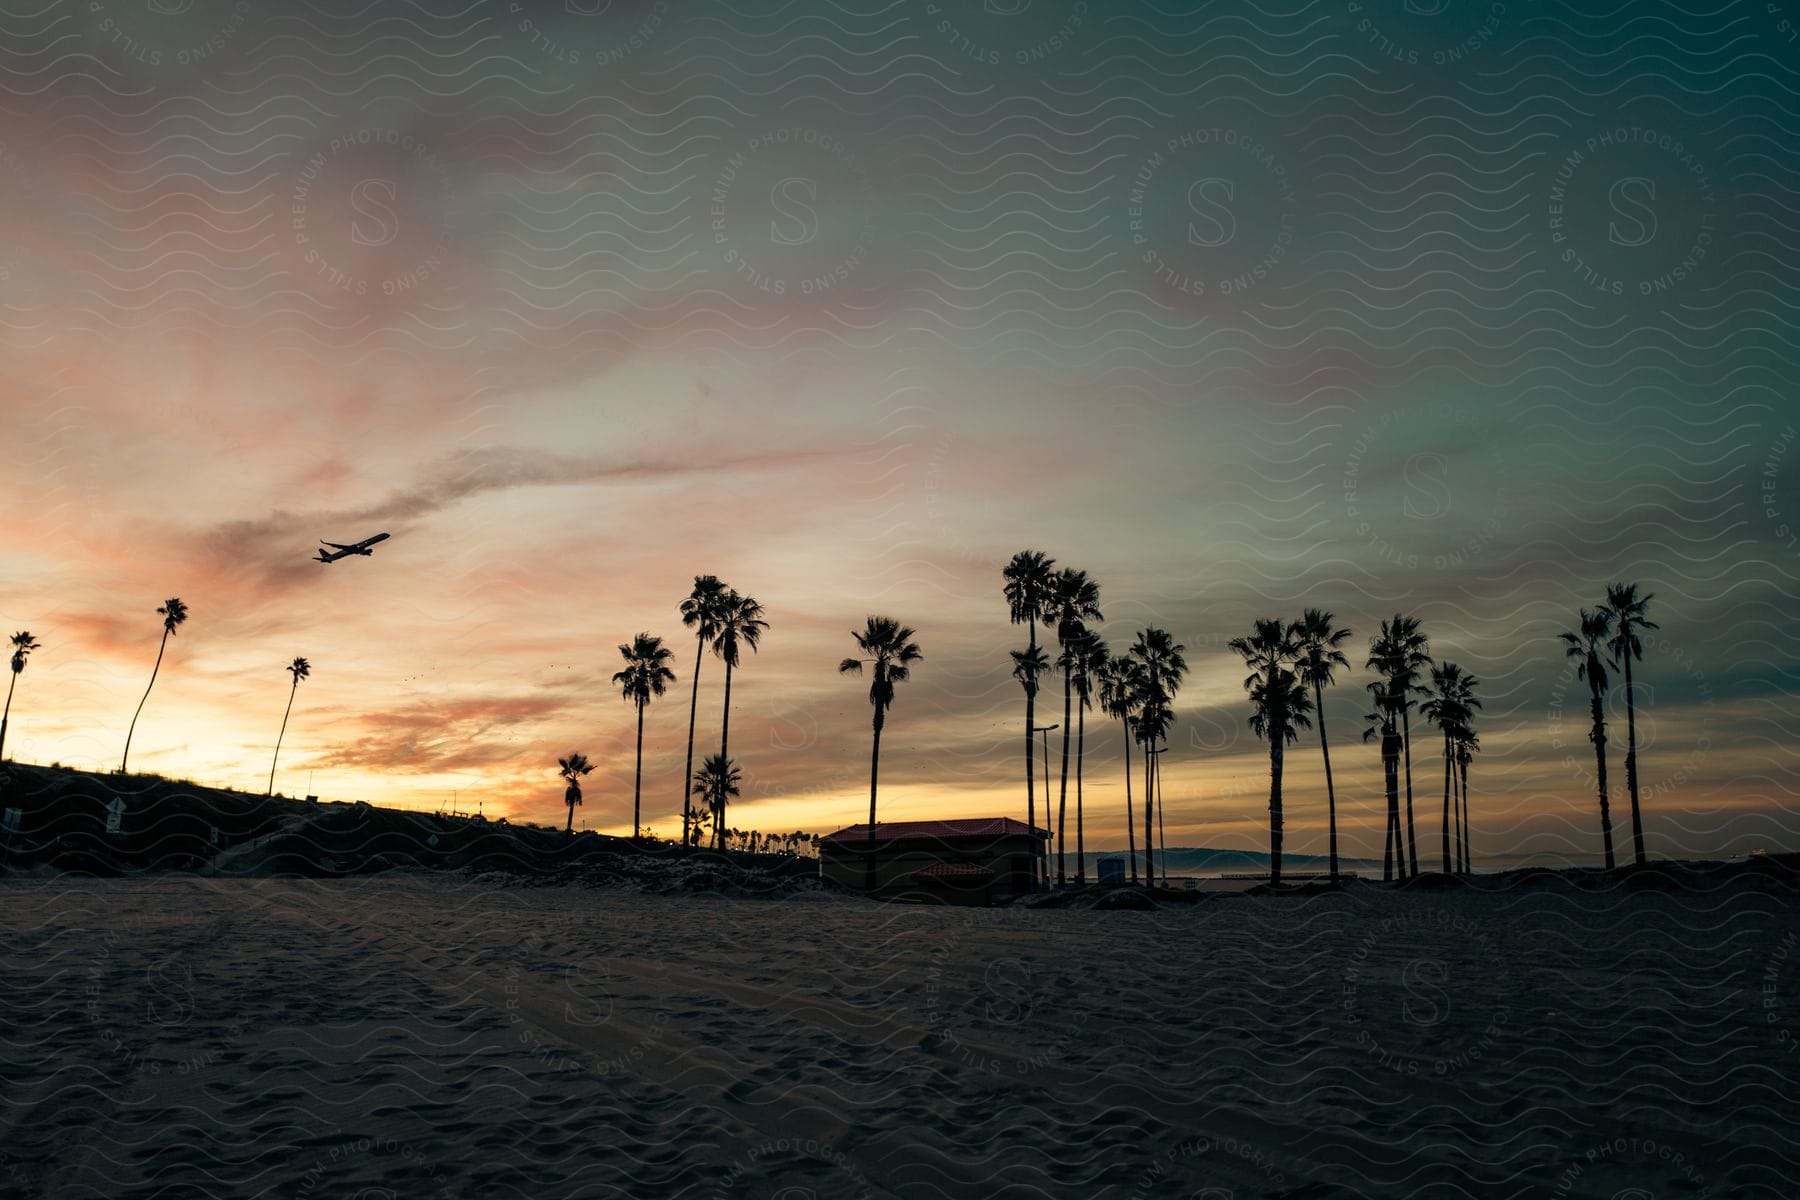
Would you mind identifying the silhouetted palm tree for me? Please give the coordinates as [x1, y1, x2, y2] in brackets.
[678, 575, 729, 849]
[266, 656, 311, 796]
[121, 597, 188, 774]
[1010, 642, 1050, 888]
[1003, 550, 1057, 877]
[1068, 629, 1108, 886]
[692, 753, 740, 847]
[614, 632, 677, 840]
[710, 591, 767, 851]
[1601, 583, 1657, 865]
[1, 630, 41, 762]
[1362, 696, 1403, 880]
[558, 752, 594, 834]
[1560, 608, 1617, 869]
[1366, 614, 1430, 877]
[1046, 568, 1102, 885]
[1128, 628, 1186, 886]
[1230, 620, 1312, 885]
[1457, 728, 1480, 871]
[1293, 609, 1351, 883]
[1421, 663, 1480, 874]
[840, 616, 923, 892]
[1098, 653, 1146, 883]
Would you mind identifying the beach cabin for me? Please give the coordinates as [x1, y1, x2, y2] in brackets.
[816, 817, 1048, 905]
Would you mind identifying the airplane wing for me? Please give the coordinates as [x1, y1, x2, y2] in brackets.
[322, 541, 356, 550]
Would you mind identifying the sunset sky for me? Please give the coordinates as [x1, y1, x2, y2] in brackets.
[1, 0, 1796, 865]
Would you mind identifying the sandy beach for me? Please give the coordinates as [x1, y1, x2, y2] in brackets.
[2, 870, 1794, 1198]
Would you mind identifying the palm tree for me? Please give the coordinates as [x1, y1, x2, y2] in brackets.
[1420, 663, 1480, 874]
[1230, 620, 1312, 885]
[692, 753, 741, 848]
[1366, 614, 1430, 877]
[613, 632, 677, 840]
[840, 616, 923, 892]
[558, 752, 594, 834]
[1003, 550, 1057, 866]
[1010, 642, 1051, 889]
[1128, 628, 1186, 887]
[1601, 583, 1657, 865]
[1098, 653, 1145, 883]
[266, 656, 311, 796]
[1, 631, 42, 761]
[1068, 630, 1108, 886]
[1362, 696, 1403, 880]
[1457, 727, 1480, 871]
[709, 591, 767, 851]
[1045, 568, 1102, 886]
[1559, 609, 1617, 869]
[121, 597, 189, 774]
[678, 575, 730, 849]
[1292, 609, 1351, 883]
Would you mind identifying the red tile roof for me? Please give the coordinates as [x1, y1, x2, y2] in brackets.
[818, 817, 1048, 844]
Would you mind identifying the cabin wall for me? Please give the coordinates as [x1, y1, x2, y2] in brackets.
[818, 835, 1040, 899]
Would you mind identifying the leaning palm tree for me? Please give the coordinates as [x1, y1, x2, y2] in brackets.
[1010, 642, 1051, 889]
[1045, 568, 1102, 886]
[677, 575, 730, 849]
[121, 597, 189, 773]
[1559, 608, 1617, 868]
[558, 752, 594, 834]
[1128, 628, 1186, 886]
[1420, 663, 1480, 874]
[1230, 620, 1311, 885]
[613, 632, 677, 840]
[1, 630, 42, 761]
[1292, 609, 1351, 883]
[709, 591, 767, 851]
[1601, 583, 1657, 865]
[266, 656, 311, 796]
[691, 753, 741, 848]
[840, 616, 924, 892]
[1003, 550, 1057, 861]
[1098, 652, 1146, 883]
[1068, 629, 1108, 886]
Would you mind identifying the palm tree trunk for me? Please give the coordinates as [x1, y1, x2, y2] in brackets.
[633, 696, 645, 840]
[1401, 707, 1419, 877]
[0, 670, 17, 761]
[121, 627, 170, 773]
[1155, 753, 1168, 888]
[1268, 735, 1284, 886]
[1057, 665, 1072, 886]
[1440, 731, 1452, 873]
[716, 660, 734, 852]
[1143, 740, 1155, 888]
[1122, 718, 1137, 884]
[1024, 619, 1037, 890]
[1589, 684, 1614, 869]
[1382, 728, 1401, 881]
[267, 678, 298, 795]
[1623, 652, 1645, 864]
[865, 705, 883, 893]
[1075, 701, 1086, 886]
[566, 801, 574, 835]
[1460, 753, 1472, 871]
[681, 635, 704, 849]
[1314, 680, 1338, 883]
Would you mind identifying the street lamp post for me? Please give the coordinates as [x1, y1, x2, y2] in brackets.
[1033, 723, 1058, 891]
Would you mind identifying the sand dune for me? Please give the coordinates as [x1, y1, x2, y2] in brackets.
[2, 870, 1795, 1197]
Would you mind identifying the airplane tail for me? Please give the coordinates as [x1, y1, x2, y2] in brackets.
[315, 550, 332, 563]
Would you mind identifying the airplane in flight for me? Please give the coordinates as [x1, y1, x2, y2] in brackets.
[315, 532, 390, 563]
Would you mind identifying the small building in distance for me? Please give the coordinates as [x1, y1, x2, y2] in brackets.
[816, 817, 1048, 905]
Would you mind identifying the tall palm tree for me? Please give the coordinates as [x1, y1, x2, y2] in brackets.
[1601, 583, 1657, 865]
[1366, 614, 1430, 877]
[1420, 663, 1480, 874]
[678, 575, 730, 849]
[1068, 630, 1108, 886]
[1045, 568, 1102, 886]
[266, 656, 311, 796]
[692, 753, 740, 848]
[1098, 653, 1146, 883]
[121, 597, 189, 774]
[1010, 642, 1050, 889]
[1, 630, 42, 761]
[613, 632, 677, 840]
[558, 752, 594, 834]
[1292, 609, 1351, 883]
[1362, 694, 1403, 881]
[839, 616, 924, 892]
[1003, 551, 1057, 859]
[1128, 628, 1186, 887]
[1559, 609, 1617, 869]
[1230, 620, 1312, 885]
[709, 591, 767, 851]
